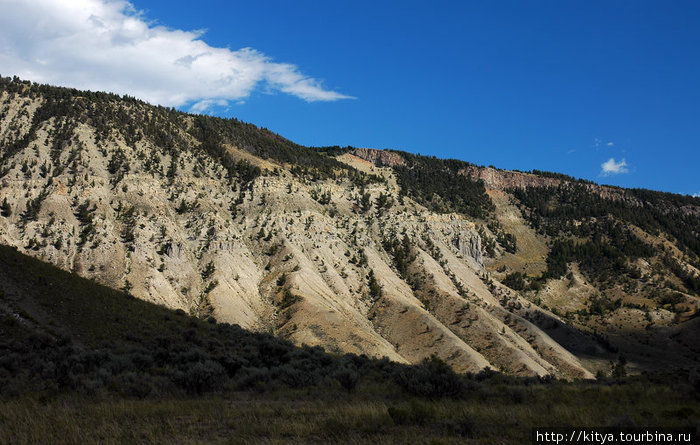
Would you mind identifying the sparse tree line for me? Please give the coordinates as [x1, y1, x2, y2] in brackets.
[508, 183, 700, 298]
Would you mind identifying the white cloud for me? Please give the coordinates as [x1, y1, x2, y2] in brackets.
[600, 158, 629, 176]
[190, 99, 229, 114]
[0, 0, 353, 107]
[606, 141, 614, 147]
[693, 192, 700, 198]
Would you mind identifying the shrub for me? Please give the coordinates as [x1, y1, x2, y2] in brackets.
[333, 367, 359, 392]
[279, 289, 300, 309]
[235, 366, 270, 390]
[502, 272, 526, 291]
[176, 360, 227, 394]
[108, 372, 152, 398]
[395, 355, 465, 399]
[273, 364, 319, 388]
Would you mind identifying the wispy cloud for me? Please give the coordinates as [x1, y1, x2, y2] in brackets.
[0, 0, 353, 107]
[592, 139, 617, 149]
[190, 99, 229, 114]
[600, 158, 629, 176]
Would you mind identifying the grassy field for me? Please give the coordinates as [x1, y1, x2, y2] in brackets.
[1, 379, 698, 445]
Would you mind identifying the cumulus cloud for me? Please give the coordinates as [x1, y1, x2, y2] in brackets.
[600, 158, 629, 176]
[693, 192, 700, 198]
[0, 0, 353, 107]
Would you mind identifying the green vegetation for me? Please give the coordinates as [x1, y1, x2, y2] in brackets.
[510, 183, 700, 259]
[663, 254, 700, 295]
[487, 220, 518, 254]
[542, 222, 656, 280]
[0, 243, 456, 399]
[19, 189, 48, 224]
[187, 115, 261, 186]
[382, 233, 415, 279]
[117, 205, 137, 250]
[73, 200, 97, 248]
[310, 188, 332, 205]
[188, 115, 345, 180]
[2, 76, 494, 223]
[367, 270, 382, 300]
[502, 272, 526, 291]
[309, 145, 354, 157]
[510, 183, 700, 296]
[279, 288, 301, 309]
[529, 169, 594, 184]
[377, 151, 494, 218]
[374, 191, 394, 215]
[0, 198, 11, 217]
[200, 261, 216, 280]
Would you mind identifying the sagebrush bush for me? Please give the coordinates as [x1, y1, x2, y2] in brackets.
[175, 360, 227, 394]
[394, 355, 465, 399]
[334, 366, 359, 392]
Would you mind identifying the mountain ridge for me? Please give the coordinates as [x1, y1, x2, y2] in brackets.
[1, 76, 698, 379]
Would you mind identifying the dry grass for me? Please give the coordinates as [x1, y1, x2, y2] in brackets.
[1, 381, 697, 445]
[485, 190, 549, 276]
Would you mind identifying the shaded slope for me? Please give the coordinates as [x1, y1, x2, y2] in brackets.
[0, 243, 465, 397]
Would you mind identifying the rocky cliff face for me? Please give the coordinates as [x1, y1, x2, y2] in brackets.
[460, 165, 563, 191]
[453, 232, 483, 267]
[351, 148, 407, 167]
[459, 166, 634, 201]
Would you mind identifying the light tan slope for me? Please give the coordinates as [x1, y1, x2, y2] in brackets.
[431, 237, 594, 379]
[411, 249, 554, 376]
[486, 190, 548, 276]
[223, 144, 279, 171]
[364, 247, 493, 374]
[488, 283, 596, 379]
[270, 240, 406, 362]
[207, 249, 272, 330]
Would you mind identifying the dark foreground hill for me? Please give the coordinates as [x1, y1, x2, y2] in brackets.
[0, 244, 698, 444]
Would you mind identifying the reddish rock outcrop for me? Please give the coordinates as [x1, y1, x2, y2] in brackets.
[352, 148, 407, 167]
[460, 166, 635, 201]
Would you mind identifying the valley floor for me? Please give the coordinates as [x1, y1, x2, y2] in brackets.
[1, 381, 697, 445]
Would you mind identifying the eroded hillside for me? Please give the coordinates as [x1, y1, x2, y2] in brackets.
[351, 148, 700, 374]
[1, 77, 697, 378]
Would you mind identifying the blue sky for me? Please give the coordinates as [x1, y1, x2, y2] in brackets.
[1, 1, 699, 195]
